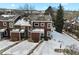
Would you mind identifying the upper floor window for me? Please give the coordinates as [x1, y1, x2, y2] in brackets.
[3, 22, 7, 26]
[47, 31, 51, 37]
[40, 23, 45, 27]
[9, 22, 13, 28]
[34, 23, 39, 27]
[47, 23, 52, 29]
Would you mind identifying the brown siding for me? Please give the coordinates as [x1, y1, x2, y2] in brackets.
[0, 21, 10, 28]
[31, 33, 40, 42]
[0, 21, 3, 28]
[10, 32, 20, 41]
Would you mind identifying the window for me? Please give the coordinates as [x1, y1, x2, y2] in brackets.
[47, 31, 51, 37]
[3, 22, 7, 26]
[9, 22, 13, 28]
[40, 23, 45, 27]
[47, 23, 52, 29]
[21, 33, 25, 38]
[4, 30, 8, 36]
[34, 23, 39, 27]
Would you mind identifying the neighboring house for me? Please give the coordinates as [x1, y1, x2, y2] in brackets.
[64, 16, 79, 32]
[0, 14, 20, 39]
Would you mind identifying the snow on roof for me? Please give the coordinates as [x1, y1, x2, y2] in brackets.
[32, 29, 44, 33]
[11, 29, 20, 33]
[14, 18, 31, 26]
[0, 14, 18, 22]
[11, 29, 25, 33]
[72, 21, 75, 24]
[0, 28, 6, 32]
[1, 15, 15, 17]
[20, 29, 25, 33]
[32, 20, 52, 22]
[66, 20, 70, 23]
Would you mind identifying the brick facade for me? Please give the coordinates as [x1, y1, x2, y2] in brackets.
[32, 21, 52, 40]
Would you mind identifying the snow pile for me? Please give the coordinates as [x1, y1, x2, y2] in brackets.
[3, 40, 38, 55]
[0, 40, 17, 50]
[66, 44, 79, 53]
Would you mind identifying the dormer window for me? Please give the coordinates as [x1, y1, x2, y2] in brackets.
[9, 22, 13, 28]
[3, 22, 7, 26]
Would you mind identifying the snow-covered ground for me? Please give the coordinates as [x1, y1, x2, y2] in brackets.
[2, 31, 79, 55]
[31, 40, 64, 55]
[3, 40, 38, 55]
[0, 40, 17, 51]
[31, 31, 79, 55]
[52, 31, 79, 46]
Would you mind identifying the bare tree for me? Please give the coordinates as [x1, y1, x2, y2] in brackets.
[29, 5, 35, 14]
[19, 4, 35, 16]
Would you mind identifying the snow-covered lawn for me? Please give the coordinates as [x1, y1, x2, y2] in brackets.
[0, 40, 17, 51]
[3, 40, 38, 55]
[52, 31, 79, 46]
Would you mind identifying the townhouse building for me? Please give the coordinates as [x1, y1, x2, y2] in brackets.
[31, 21, 52, 41]
[0, 14, 20, 40]
[10, 18, 31, 41]
[0, 14, 52, 43]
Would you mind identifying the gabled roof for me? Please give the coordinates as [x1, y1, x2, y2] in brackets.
[14, 18, 31, 26]
[11, 29, 25, 33]
[1, 15, 15, 17]
[0, 14, 20, 22]
[28, 14, 52, 21]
